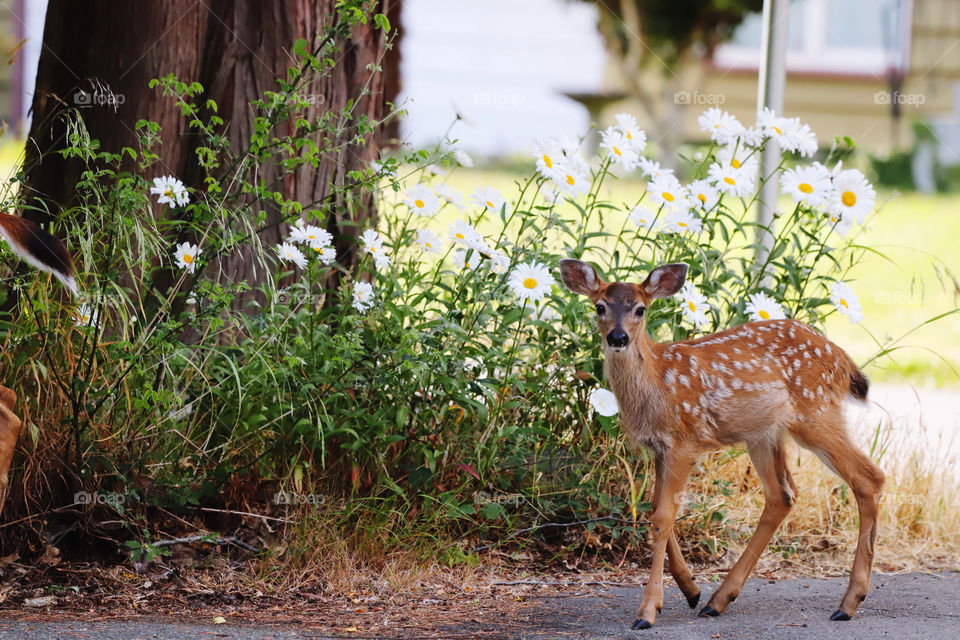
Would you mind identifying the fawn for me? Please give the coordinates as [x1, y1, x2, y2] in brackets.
[559, 259, 884, 630]
[0, 211, 76, 516]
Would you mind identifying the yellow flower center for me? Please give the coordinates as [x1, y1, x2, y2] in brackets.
[486, 200, 495, 209]
[543, 154, 552, 168]
[455, 233, 464, 240]
[415, 199, 424, 208]
[698, 193, 707, 203]
[688, 301, 696, 312]
[370, 246, 377, 253]
[613, 146, 622, 157]
[759, 309, 770, 320]
[626, 131, 632, 139]
[425, 242, 432, 249]
[678, 221, 687, 227]
[565, 175, 575, 185]
[164, 189, 174, 198]
[841, 191, 857, 207]
[772, 126, 782, 135]
[799, 183, 813, 194]
[183, 254, 193, 264]
[840, 298, 849, 309]
[662, 192, 674, 202]
[723, 176, 736, 185]
[731, 158, 741, 169]
[523, 277, 538, 289]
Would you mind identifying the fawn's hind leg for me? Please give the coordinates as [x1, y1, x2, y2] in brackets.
[0, 386, 22, 517]
[793, 410, 884, 620]
[700, 437, 796, 617]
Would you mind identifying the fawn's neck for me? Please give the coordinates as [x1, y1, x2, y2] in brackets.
[604, 335, 671, 448]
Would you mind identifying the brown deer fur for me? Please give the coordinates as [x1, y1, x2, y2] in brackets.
[560, 258, 884, 630]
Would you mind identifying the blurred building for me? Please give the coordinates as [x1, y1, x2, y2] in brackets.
[0, 0, 47, 136]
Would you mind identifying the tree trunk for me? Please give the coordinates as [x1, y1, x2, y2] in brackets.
[22, 0, 394, 295]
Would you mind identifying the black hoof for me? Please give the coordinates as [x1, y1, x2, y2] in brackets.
[699, 605, 720, 618]
[686, 591, 701, 609]
[631, 618, 653, 630]
[829, 609, 852, 621]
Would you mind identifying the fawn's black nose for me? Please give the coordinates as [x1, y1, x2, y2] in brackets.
[606, 329, 629, 348]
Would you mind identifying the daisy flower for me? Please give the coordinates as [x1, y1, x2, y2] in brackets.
[360, 229, 391, 269]
[614, 113, 647, 152]
[590, 388, 619, 416]
[454, 149, 473, 168]
[451, 249, 481, 271]
[488, 249, 510, 274]
[828, 169, 875, 224]
[662, 209, 702, 234]
[687, 179, 720, 211]
[679, 281, 710, 329]
[697, 107, 745, 145]
[716, 144, 759, 175]
[72, 302, 99, 328]
[352, 281, 374, 313]
[313, 244, 336, 265]
[826, 211, 856, 237]
[174, 241, 201, 273]
[781, 165, 831, 207]
[744, 292, 787, 321]
[637, 157, 673, 180]
[531, 137, 565, 182]
[708, 162, 755, 198]
[150, 176, 190, 207]
[829, 281, 863, 324]
[599, 127, 638, 172]
[551, 160, 591, 197]
[757, 108, 818, 157]
[739, 126, 766, 148]
[448, 219, 484, 250]
[472, 186, 506, 213]
[435, 183, 465, 210]
[403, 184, 440, 217]
[628, 205, 658, 231]
[416, 228, 443, 255]
[289, 222, 332, 249]
[647, 174, 688, 211]
[507, 261, 555, 304]
[276, 242, 307, 269]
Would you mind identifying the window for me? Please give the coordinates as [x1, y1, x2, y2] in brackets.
[713, 0, 911, 75]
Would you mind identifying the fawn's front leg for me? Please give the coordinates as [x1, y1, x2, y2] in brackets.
[633, 447, 697, 630]
[0, 386, 21, 517]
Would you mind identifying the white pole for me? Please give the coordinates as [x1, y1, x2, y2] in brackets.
[755, 0, 788, 279]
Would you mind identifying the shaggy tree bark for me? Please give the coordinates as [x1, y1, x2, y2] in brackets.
[23, 0, 394, 291]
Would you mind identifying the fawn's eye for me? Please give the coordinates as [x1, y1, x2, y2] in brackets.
[635, 306, 645, 318]
[596, 303, 606, 315]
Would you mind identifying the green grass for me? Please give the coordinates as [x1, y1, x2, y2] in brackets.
[433, 167, 960, 388]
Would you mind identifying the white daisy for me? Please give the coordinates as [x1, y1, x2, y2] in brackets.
[150, 176, 190, 207]
[589, 388, 619, 416]
[716, 144, 759, 175]
[744, 292, 787, 321]
[472, 186, 506, 213]
[648, 174, 688, 211]
[312, 243, 336, 265]
[781, 165, 831, 207]
[532, 137, 565, 182]
[757, 108, 818, 157]
[352, 281, 374, 313]
[72, 302, 99, 328]
[174, 241, 201, 273]
[435, 183, 465, 210]
[507, 261, 555, 303]
[289, 222, 332, 249]
[687, 179, 720, 211]
[707, 162, 755, 198]
[628, 204, 658, 231]
[637, 157, 673, 180]
[662, 209, 703, 234]
[828, 169, 875, 224]
[679, 281, 710, 329]
[600, 127, 638, 171]
[697, 107, 745, 145]
[551, 160, 591, 197]
[403, 184, 440, 217]
[360, 229, 390, 269]
[454, 149, 473, 168]
[829, 281, 863, 324]
[448, 219, 484, 250]
[488, 249, 510, 274]
[826, 210, 856, 237]
[276, 242, 307, 269]
[451, 248, 481, 271]
[614, 113, 647, 152]
[739, 126, 766, 148]
[416, 228, 443, 255]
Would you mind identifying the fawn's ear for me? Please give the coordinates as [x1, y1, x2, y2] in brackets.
[642, 263, 688, 299]
[559, 259, 602, 297]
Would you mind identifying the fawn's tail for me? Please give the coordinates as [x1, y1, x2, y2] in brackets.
[0, 211, 77, 296]
[848, 363, 870, 402]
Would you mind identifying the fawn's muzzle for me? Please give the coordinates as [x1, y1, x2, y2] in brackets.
[606, 329, 629, 348]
